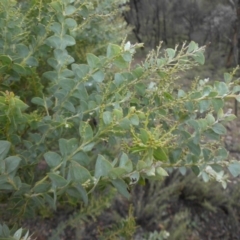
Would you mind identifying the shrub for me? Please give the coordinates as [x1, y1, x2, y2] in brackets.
[0, 0, 240, 238]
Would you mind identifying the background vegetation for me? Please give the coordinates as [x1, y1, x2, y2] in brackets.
[1, 0, 240, 239]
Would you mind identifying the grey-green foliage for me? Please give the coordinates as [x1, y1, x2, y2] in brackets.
[1, 0, 240, 238]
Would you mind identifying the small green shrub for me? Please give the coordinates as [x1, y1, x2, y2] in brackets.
[1, 0, 240, 238]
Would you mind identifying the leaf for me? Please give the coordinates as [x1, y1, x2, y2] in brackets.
[130, 114, 139, 126]
[139, 128, 149, 144]
[228, 162, 240, 177]
[136, 160, 148, 171]
[0, 141, 11, 161]
[108, 167, 127, 179]
[103, 111, 112, 125]
[119, 153, 133, 172]
[119, 118, 131, 130]
[13, 228, 23, 240]
[25, 56, 38, 67]
[63, 101, 76, 113]
[12, 63, 26, 75]
[224, 72, 232, 83]
[0, 55, 12, 65]
[166, 48, 176, 59]
[107, 44, 121, 58]
[156, 167, 168, 176]
[69, 161, 91, 184]
[72, 151, 90, 167]
[92, 70, 104, 82]
[48, 173, 68, 188]
[65, 18, 77, 28]
[169, 148, 182, 163]
[153, 147, 168, 161]
[111, 179, 130, 199]
[59, 138, 79, 157]
[5, 156, 21, 176]
[178, 89, 186, 98]
[212, 123, 226, 135]
[191, 165, 200, 175]
[193, 51, 205, 65]
[33, 182, 51, 193]
[214, 81, 228, 96]
[79, 122, 93, 142]
[113, 56, 128, 69]
[187, 41, 198, 53]
[199, 99, 210, 113]
[211, 98, 224, 112]
[31, 97, 45, 107]
[94, 155, 113, 178]
[46, 35, 76, 49]
[64, 5, 77, 15]
[87, 53, 100, 69]
[187, 140, 201, 156]
[44, 151, 62, 168]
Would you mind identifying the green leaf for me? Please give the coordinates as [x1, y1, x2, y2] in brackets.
[64, 5, 77, 15]
[199, 99, 210, 113]
[111, 179, 130, 199]
[193, 51, 205, 65]
[108, 167, 127, 179]
[72, 151, 90, 167]
[94, 155, 113, 178]
[214, 81, 228, 96]
[59, 138, 79, 157]
[212, 123, 226, 135]
[169, 148, 182, 163]
[25, 56, 38, 67]
[69, 161, 91, 184]
[13, 228, 23, 240]
[153, 147, 168, 161]
[63, 101, 76, 113]
[31, 97, 45, 107]
[44, 151, 62, 168]
[139, 128, 149, 144]
[113, 108, 123, 120]
[75, 183, 88, 205]
[211, 98, 224, 112]
[0, 55, 12, 65]
[232, 86, 240, 93]
[103, 111, 112, 125]
[92, 70, 104, 82]
[187, 140, 201, 156]
[33, 182, 51, 193]
[166, 48, 176, 59]
[86, 53, 100, 69]
[12, 63, 25, 75]
[107, 44, 121, 58]
[136, 160, 148, 171]
[156, 167, 168, 176]
[119, 152, 133, 172]
[113, 56, 128, 69]
[191, 165, 200, 175]
[48, 173, 68, 188]
[46, 35, 76, 49]
[178, 89, 186, 98]
[79, 122, 93, 142]
[119, 118, 131, 130]
[187, 41, 198, 53]
[224, 73, 232, 83]
[130, 114, 139, 126]
[65, 18, 77, 28]
[228, 161, 240, 177]
[0, 141, 11, 161]
[5, 156, 21, 176]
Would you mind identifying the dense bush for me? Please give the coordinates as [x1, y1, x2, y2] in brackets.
[1, 0, 240, 238]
